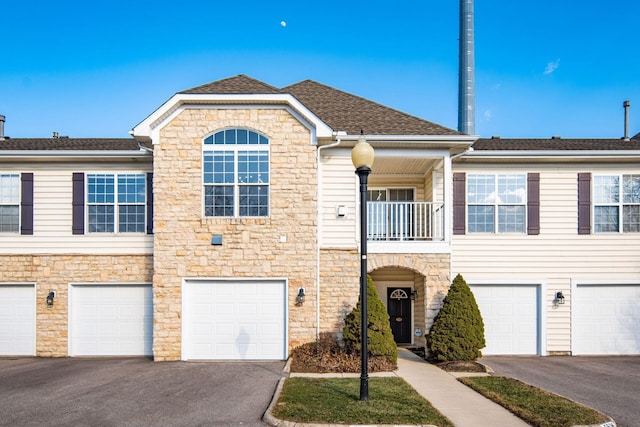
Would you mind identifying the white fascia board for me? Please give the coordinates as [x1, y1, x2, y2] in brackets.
[132, 93, 334, 143]
[338, 134, 476, 144]
[465, 150, 640, 159]
[0, 151, 151, 160]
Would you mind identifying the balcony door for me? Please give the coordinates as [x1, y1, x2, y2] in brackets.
[368, 188, 414, 240]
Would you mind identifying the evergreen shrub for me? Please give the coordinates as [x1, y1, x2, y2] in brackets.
[426, 274, 485, 361]
[343, 275, 398, 365]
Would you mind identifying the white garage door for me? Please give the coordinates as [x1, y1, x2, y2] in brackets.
[0, 285, 35, 356]
[470, 285, 539, 355]
[574, 285, 640, 355]
[69, 285, 153, 356]
[183, 279, 286, 360]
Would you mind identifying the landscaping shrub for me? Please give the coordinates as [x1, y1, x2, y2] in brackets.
[343, 275, 397, 365]
[426, 274, 485, 361]
[289, 332, 396, 372]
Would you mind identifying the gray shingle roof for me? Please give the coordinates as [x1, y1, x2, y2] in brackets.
[473, 137, 640, 151]
[182, 74, 460, 136]
[282, 79, 460, 136]
[0, 138, 144, 151]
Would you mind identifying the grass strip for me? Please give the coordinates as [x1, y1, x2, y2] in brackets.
[459, 376, 609, 427]
[272, 377, 453, 426]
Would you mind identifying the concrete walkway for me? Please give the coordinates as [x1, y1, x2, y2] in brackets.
[395, 348, 530, 427]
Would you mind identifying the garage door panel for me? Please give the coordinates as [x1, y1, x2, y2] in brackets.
[575, 285, 640, 355]
[471, 285, 538, 355]
[70, 285, 152, 356]
[0, 285, 35, 356]
[184, 280, 286, 360]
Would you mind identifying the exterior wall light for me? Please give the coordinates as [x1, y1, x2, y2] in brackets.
[411, 289, 418, 300]
[351, 130, 374, 402]
[46, 291, 56, 308]
[296, 288, 305, 305]
[555, 291, 565, 305]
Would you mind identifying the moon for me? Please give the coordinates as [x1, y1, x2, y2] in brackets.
[280, 21, 287, 27]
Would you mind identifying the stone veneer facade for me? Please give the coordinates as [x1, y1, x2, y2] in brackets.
[0, 254, 152, 356]
[151, 108, 319, 360]
[318, 250, 451, 348]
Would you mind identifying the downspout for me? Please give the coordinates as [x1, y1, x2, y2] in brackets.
[316, 134, 344, 340]
[451, 146, 474, 160]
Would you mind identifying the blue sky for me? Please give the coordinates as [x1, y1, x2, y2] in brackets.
[1, 0, 638, 139]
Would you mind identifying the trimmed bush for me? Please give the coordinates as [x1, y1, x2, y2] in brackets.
[343, 275, 398, 365]
[426, 274, 485, 361]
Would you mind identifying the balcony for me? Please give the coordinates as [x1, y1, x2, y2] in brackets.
[367, 201, 445, 242]
[366, 201, 448, 254]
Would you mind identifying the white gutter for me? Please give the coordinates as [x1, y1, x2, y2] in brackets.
[335, 134, 476, 144]
[451, 146, 474, 159]
[315, 133, 345, 340]
[465, 150, 640, 159]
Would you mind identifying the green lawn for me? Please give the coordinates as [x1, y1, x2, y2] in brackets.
[271, 377, 453, 426]
[459, 376, 610, 427]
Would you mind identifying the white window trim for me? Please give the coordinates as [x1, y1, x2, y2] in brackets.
[466, 173, 527, 234]
[593, 173, 640, 233]
[0, 173, 21, 234]
[86, 172, 147, 234]
[202, 129, 271, 218]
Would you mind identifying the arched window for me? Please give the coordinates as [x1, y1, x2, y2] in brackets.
[203, 129, 270, 217]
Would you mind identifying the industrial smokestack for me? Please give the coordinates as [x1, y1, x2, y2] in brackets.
[0, 115, 5, 140]
[623, 100, 630, 141]
[458, 0, 475, 135]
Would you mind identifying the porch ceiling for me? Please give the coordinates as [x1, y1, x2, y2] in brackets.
[371, 157, 440, 175]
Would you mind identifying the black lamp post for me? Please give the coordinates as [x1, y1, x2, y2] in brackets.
[351, 133, 374, 401]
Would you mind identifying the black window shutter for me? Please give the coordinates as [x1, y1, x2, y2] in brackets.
[527, 173, 540, 235]
[146, 172, 153, 234]
[20, 173, 34, 235]
[453, 172, 466, 235]
[578, 173, 591, 235]
[72, 173, 85, 235]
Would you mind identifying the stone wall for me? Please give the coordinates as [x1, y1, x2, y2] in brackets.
[317, 250, 451, 346]
[368, 253, 450, 332]
[152, 108, 319, 360]
[0, 255, 152, 356]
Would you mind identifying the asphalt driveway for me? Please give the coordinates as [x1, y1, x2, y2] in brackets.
[0, 357, 285, 427]
[480, 355, 640, 427]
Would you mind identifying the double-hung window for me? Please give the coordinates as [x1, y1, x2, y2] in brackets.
[467, 174, 527, 233]
[87, 173, 146, 233]
[203, 129, 270, 217]
[0, 173, 20, 233]
[593, 174, 640, 233]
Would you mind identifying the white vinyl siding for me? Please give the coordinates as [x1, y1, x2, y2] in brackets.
[0, 165, 152, 254]
[452, 163, 640, 354]
[320, 152, 358, 248]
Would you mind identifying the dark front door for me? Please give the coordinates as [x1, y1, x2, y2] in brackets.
[387, 288, 412, 344]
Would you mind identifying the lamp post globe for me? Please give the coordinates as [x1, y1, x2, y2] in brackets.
[351, 136, 374, 401]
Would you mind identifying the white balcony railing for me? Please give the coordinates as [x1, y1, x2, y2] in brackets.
[367, 201, 445, 241]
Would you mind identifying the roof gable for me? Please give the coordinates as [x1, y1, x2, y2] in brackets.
[179, 74, 281, 95]
[282, 79, 460, 136]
